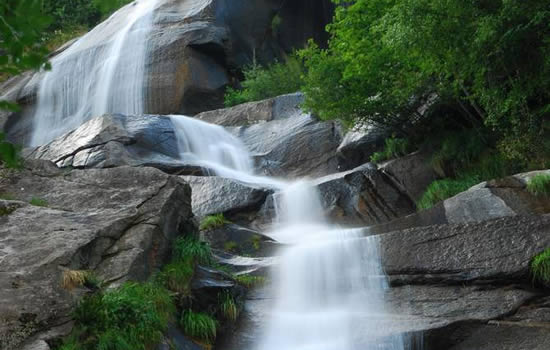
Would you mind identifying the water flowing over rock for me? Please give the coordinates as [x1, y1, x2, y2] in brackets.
[0, 160, 194, 349]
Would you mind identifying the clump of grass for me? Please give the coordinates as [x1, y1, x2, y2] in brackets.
[219, 291, 239, 322]
[180, 310, 217, 344]
[417, 177, 479, 210]
[200, 214, 230, 231]
[157, 259, 195, 295]
[224, 241, 239, 253]
[370, 137, 411, 164]
[61, 270, 98, 291]
[527, 174, 550, 197]
[234, 274, 267, 288]
[173, 236, 212, 266]
[0, 193, 15, 200]
[66, 282, 174, 350]
[532, 248, 550, 285]
[29, 197, 48, 207]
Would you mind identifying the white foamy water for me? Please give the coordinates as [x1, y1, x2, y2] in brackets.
[169, 117, 410, 350]
[30, 0, 160, 146]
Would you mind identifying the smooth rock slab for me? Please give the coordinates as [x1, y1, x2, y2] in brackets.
[380, 215, 550, 284]
[0, 161, 194, 349]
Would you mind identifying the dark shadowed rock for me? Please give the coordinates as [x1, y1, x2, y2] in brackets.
[230, 114, 343, 178]
[337, 124, 389, 169]
[380, 151, 438, 202]
[380, 215, 550, 284]
[313, 163, 415, 226]
[196, 93, 305, 126]
[181, 176, 272, 219]
[201, 223, 277, 257]
[0, 161, 194, 349]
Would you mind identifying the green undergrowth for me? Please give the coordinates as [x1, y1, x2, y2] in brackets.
[527, 174, 550, 197]
[417, 177, 479, 210]
[370, 137, 412, 164]
[234, 274, 267, 288]
[180, 310, 217, 345]
[0, 133, 22, 169]
[532, 248, 550, 285]
[200, 214, 230, 231]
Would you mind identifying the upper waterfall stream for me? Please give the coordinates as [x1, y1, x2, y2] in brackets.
[169, 115, 409, 350]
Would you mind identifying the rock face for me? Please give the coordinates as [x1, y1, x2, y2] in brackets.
[0, 160, 194, 349]
[337, 124, 389, 169]
[2, 0, 334, 144]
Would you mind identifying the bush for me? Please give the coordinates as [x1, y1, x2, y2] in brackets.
[224, 55, 304, 107]
[199, 214, 229, 231]
[67, 282, 175, 350]
[370, 137, 411, 164]
[532, 248, 550, 285]
[417, 177, 479, 210]
[527, 174, 550, 197]
[180, 310, 217, 344]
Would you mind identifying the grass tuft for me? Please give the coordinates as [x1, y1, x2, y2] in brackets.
[200, 214, 230, 231]
[219, 291, 239, 322]
[30, 197, 48, 207]
[61, 270, 91, 291]
[173, 236, 212, 266]
[532, 248, 550, 285]
[156, 258, 195, 295]
[234, 274, 267, 288]
[370, 137, 411, 164]
[417, 177, 479, 210]
[527, 174, 550, 197]
[180, 310, 217, 344]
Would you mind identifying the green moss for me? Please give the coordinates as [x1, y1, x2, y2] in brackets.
[223, 241, 239, 253]
[199, 214, 230, 231]
[532, 248, 550, 285]
[417, 177, 479, 210]
[180, 310, 217, 344]
[527, 174, 550, 197]
[30, 197, 48, 207]
[250, 235, 262, 251]
[0, 193, 15, 200]
[0, 206, 16, 216]
[234, 274, 267, 288]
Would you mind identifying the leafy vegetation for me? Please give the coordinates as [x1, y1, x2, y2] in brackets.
[224, 55, 304, 107]
[527, 174, 550, 197]
[180, 310, 217, 344]
[370, 137, 412, 164]
[199, 213, 230, 231]
[61, 282, 175, 350]
[532, 248, 550, 285]
[0, 133, 22, 169]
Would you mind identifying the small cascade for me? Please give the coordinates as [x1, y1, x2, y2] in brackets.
[30, 0, 160, 146]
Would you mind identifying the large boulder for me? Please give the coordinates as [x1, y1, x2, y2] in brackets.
[2, 0, 334, 144]
[337, 124, 389, 170]
[0, 160, 195, 349]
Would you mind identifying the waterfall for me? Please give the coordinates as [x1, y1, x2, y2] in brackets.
[30, 0, 159, 146]
[169, 115, 410, 350]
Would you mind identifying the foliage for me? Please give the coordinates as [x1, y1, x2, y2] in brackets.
[219, 291, 239, 322]
[29, 197, 48, 207]
[0, 133, 22, 169]
[299, 0, 550, 160]
[234, 274, 267, 288]
[61, 270, 98, 291]
[527, 174, 550, 197]
[370, 137, 411, 164]
[156, 259, 195, 295]
[180, 310, 217, 344]
[43, 25, 88, 51]
[67, 282, 174, 350]
[224, 55, 305, 107]
[200, 214, 230, 231]
[417, 177, 479, 210]
[173, 236, 212, 266]
[532, 248, 550, 285]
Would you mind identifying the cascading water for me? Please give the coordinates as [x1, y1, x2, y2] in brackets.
[30, 0, 159, 146]
[169, 115, 410, 349]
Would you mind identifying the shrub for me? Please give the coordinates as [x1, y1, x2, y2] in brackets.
[219, 291, 239, 322]
[199, 214, 229, 231]
[173, 236, 212, 266]
[527, 174, 550, 197]
[370, 137, 411, 164]
[67, 282, 175, 350]
[224, 55, 304, 107]
[417, 177, 479, 210]
[532, 248, 550, 285]
[180, 310, 217, 344]
[29, 197, 48, 207]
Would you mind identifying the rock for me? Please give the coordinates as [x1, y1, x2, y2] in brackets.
[445, 324, 550, 350]
[3, 0, 334, 144]
[181, 176, 272, 219]
[230, 113, 343, 178]
[0, 161, 194, 349]
[201, 223, 278, 257]
[337, 123, 389, 169]
[380, 151, 438, 202]
[313, 163, 415, 226]
[380, 215, 550, 284]
[24, 114, 184, 171]
[196, 93, 305, 126]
